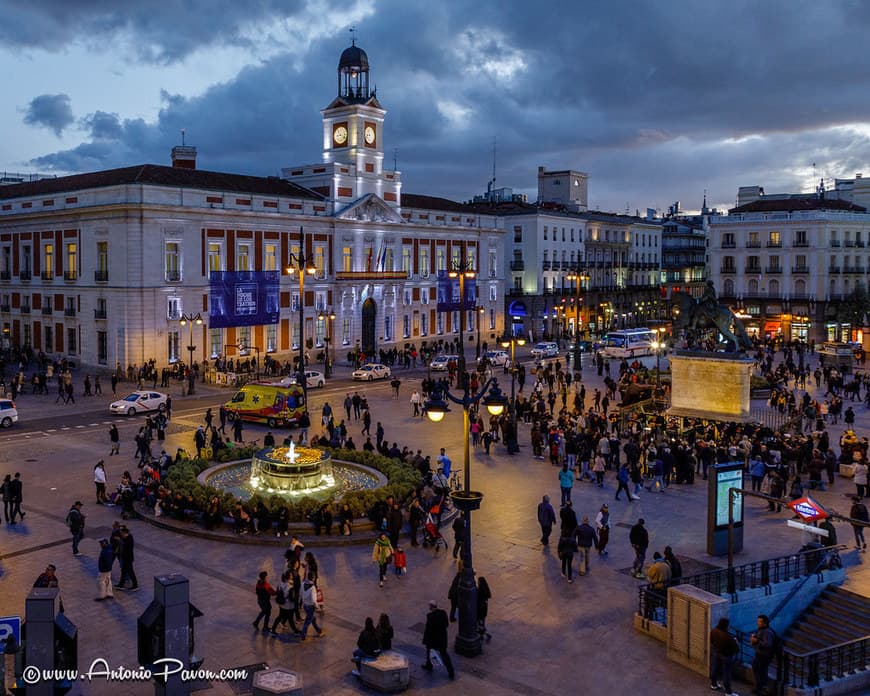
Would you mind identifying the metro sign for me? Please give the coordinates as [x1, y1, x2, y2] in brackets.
[788, 495, 828, 522]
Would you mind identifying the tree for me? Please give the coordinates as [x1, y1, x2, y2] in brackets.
[836, 284, 870, 328]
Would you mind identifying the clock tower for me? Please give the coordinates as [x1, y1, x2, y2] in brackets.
[283, 40, 401, 207]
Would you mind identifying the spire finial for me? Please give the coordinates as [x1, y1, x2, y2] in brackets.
[350, 25, 356, 46]
[181, 128, 186, 146]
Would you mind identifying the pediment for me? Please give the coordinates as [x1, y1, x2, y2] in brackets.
[335, 194, 405, 224]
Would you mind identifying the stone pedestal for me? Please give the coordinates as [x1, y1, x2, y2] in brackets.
[359, 651, 410, 693]
[668, 352, 754, 422]
[252, 667, 303, 696]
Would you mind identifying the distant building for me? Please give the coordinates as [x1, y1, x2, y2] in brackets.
[660, 198, 713, 301]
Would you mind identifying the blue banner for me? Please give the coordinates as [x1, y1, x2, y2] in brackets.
[436, 270, 477, 312]
[209, 271, 280, 328]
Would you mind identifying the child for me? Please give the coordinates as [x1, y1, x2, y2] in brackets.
[393, 546, 407, 577]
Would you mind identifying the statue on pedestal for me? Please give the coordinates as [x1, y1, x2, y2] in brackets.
[671, 283, 753, 352]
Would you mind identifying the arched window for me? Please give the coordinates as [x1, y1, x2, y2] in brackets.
[749, 278, 759, 295]
[768, 279, 780, 296]
[794, 279, 806, 297]
[724, 279, 734, 296]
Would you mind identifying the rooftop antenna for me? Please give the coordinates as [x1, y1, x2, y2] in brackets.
[181, 128, 186, 146]
[393, 148, 398, 171]
[812, 162, 816, 193]
[349, 25, 356, 46]
[486, 137, 497, 200]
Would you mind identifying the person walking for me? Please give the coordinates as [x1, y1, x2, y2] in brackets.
[8, 472, 24, 523]
[422, 600, 455, 680]
[850, 496, 868, 551]
[66, 501, 85, 556]
[750, 614, 778, 695]
[557, 529, 578, 582]
[252, 570, 276, 632]
[115, 526, 139, 591]
[410, 389, 422, 417]
[95, 538, 115, 601]
[1, 474, 13, 524]
[94, 461, 108, 504]
[710, 617, 739, 696]
[537, 495, 557, 545]
[558, 462, 574, 507]
[615, 463, 633, 501]
[299, 572, 325, 640]
[108, 424, 120, 456]
[594, 503, 610, 556]
[270, 570, 302, 635]
[559, 500, 578, 536]
[574, 516, 599, 576]
[629, 518, 649, 579]
[451, 514, 465, 560]
[232, 416, 244, 444]
[371, 532, 394, 588]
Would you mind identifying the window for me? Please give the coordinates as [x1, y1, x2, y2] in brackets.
[421, 291, 429, 305]
[436, 248, 445, 272]
[384, 315, 393, 342]
[341, 317, 350, 345]
[208, 243, 222, 273]
[264, 243, 277, 272]
[489, 285, 497, 302]
[167, 330, 180, 362]
[43, 244, 54, 278]
[342, 246, 353, 273]
[291, 292, 300, 312]
[314, 246, 325, 277]
[488, 250, 497, 278]
[96, 241, 108, 275]
[437, 312, 444, 334]
[769, 231, 781, 247]
[67, 327, 77, 355]
[237, 244, 251, 272]
[722, 233, 735, 247]
[403, 289, 411, 306]
[451, 246, 461, 270]
[314, 315, 325, 347]
[165, 242, 181, 281]
[468, 310, 475, 332]
[489, 308, 496, 330]
[795, 254, 807, 270]
[543, 226, 548, 241]
[769, 255, 781, 271]
[22, 245, 32, 274]
[23, 323, 31, 347]
[747, 232, 759, 247]
[209, 329, 222, 358]
[384, 247, 394, 272]
[451, 311, 459, 333]
[315, 292, 326, 311]
[513, 225, 522, 243]
[167, 297, 182, 320]
[747, 255, 760, 271]
[44, 325, 53, 352]
[96, 297, 107, 318]
[97, 331, 108, 365]
[795, 230, 808, 246]
[419, 247, 430, 277]
[403, 314, 410, 338]
[1, 246, 10, 275]
[420, 313, 428, 336]
[238, 326, 251, 352]
[571, 229, 575, 242]
[402, 248, 411, 276]
[562, 228, 566, 242]
[466, 249, 476, 271]
[266, 325, 277, 352]
[65, 243, 77, 279]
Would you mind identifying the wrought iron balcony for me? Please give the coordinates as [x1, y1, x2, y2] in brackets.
[40, 271, 54, 280]
[41, 305, 52, 315]
[166, 269, 181, 282]
[20, 305, 31, 314]
[94, 269, 109, 282]
[19, 270, 31, 280]
[94, 308, 107, 319]
[792, 266, 809, 274]
[0, 270, 9, 281]
[63, 271, 77, 281]
[64, 307, 76, 317]
[510, 260, 525, 271]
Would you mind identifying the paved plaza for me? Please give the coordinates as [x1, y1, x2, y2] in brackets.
[1, 349, 869, 696]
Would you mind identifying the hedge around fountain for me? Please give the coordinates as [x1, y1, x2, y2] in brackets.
[164, 445, 422, 523]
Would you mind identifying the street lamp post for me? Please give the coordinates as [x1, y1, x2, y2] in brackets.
[566, 272, 588, 371]
[449, 262, 476, 389]
[319, 309, 336, 378]
[425, 379, 507, 657]
[178, 312, 203, 394]
[500, 333, 525, 454]
[475, 306, 485, 359]
[285, 228, 316, 402]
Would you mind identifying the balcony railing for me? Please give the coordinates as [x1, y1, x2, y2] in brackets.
[94, 269, 109, 282]
[793, 240, 809, 247]
[845, 240, 855, 247]
[510, 260, 525, 271]
[94, 308, 107, 319]
[542, 261, 552, 271]
[64, 307, 76, 317]
[720, 267, 737, 274]
[857, 241, 866, 247]
[0, 270, 9, 280]
[766, 241, 782, 248]
[765, 266, 783, 274]
[63, 271, 77, 281]
[844, 266, 866, 274]
[830, 240, 841, 247]
[41, 306, 52, 315]
[19, 270, 31, 280]
[0, 304, 9, 312]
[40, 271, 54, 280]
[20, 305, 31, 314]
[792, 266, 809, 274]
[829, 266, 841, 274]
[721, 241, 736, 248]
[746, 241, 761, 248]
[745, 266, 762, 274]
[166, 269, 181, 282]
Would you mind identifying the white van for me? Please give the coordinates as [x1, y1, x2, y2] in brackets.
[530, 342, 559, 359]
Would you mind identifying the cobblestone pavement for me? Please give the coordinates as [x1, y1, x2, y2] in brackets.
[1, 353, 868, 695]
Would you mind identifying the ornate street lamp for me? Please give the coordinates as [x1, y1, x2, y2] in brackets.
[499, 333, 526, 454]
[285, 228, 316, 401]
[425, 378, 507, 656]
[178, 312, 203, 394]
[318, 308, 337, 377]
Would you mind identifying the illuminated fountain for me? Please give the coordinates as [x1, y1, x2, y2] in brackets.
[199, 442, 384, 501]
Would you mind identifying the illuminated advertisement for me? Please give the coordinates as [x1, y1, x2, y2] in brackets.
[715, 467, 744, 527]
[209, 271, 280, 328]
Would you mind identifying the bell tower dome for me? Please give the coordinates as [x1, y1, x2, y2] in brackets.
[337, 39, 370, 102]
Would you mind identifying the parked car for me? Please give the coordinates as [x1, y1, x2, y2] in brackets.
[0, 399, 19, 428]
[279, 370, 326, 389]
[352, 363, 392, 381]
[530, 342, 559, 358]
[478, 350, 510, 367]
[430, 355, 459, 371]
[109, 391, 168, 416]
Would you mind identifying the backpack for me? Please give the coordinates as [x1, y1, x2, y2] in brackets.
[275, 586, 286, 605]
[65, 511, 73, 528]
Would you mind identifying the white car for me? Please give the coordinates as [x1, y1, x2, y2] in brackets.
[109, 391, 168, 416]
[352, 363, 392, 381]
[530, 342, 559, 358]
[0, 399, 19, 428]
[430, 355, 459, 371]
[278, 370, 326, 388]
[479, 350, 509, 367]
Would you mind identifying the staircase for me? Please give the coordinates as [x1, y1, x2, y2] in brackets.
[783, 586, 870, 654]
[778, 585, 870, 692]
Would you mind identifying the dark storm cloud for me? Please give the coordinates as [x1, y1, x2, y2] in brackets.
[20, 0, 870, 211]
[23, 93, 74, 136]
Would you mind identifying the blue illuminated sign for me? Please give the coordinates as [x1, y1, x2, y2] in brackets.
[209, 271, 280, 328]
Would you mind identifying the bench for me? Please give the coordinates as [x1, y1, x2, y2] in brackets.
[358, 650, 410, 692]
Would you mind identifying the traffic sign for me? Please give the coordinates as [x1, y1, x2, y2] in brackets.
[0, 616, 21, 653]
[788, 495, 828, 522]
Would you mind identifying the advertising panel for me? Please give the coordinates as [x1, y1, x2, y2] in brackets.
[209, 271, 280, 328]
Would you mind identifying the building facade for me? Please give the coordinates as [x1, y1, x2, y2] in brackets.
[0, 42, 506, 370]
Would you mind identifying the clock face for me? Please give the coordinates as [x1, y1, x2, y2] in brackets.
[333, 124, 348, 146]
[364, 125, 376, 146]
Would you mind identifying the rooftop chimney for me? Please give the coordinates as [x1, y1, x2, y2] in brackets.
[171, 129, 196, 169]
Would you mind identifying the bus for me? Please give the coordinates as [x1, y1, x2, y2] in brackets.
[602, 328, 657, 358]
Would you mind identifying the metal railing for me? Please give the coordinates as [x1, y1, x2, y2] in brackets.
[94, 269, 109, 282]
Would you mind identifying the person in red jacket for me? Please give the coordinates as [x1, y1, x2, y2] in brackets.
[253, 570, 276, 633]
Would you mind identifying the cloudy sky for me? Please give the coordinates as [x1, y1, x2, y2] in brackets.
[3, 0, 870, 214]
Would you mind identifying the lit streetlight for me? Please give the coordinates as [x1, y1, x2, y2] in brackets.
[285, 228, 317, 402]
[178, 312, 203, 394]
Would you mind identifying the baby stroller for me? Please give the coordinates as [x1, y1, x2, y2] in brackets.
[422, 509, 448, 552]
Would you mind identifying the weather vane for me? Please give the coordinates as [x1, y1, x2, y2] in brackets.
[350, 25, 356, 46]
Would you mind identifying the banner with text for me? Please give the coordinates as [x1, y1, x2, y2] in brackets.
[209, 271, 280, 328]
[436, 270, 477, 312]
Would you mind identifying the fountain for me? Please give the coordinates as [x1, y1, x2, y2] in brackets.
[199, 442, 385, 501]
